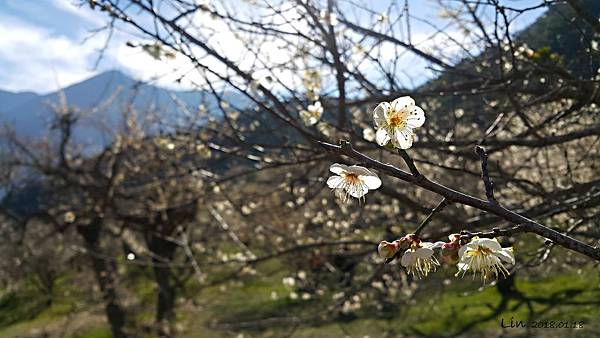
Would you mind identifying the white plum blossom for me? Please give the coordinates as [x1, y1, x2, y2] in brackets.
[300, 101, 323, 126]
[327, 163, 381, 201]
[456, 237, 515, 281]
[362, 127, 376, 142]
[401, 240, 444, 278]
[373, 96, 426, 149]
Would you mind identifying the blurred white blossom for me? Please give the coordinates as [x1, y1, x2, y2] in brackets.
[300, 101, 323, 126]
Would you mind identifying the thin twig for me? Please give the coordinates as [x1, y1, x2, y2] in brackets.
[414, 197, 449, 236]
[475, 145, 498, 205]
[459, 224, 530, 243]
[384, 198, 449, 264]
[397, 148, 422, 179]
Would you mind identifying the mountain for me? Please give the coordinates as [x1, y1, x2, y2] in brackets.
[0, 70, 245, 151]
[0, 90, 40, 113]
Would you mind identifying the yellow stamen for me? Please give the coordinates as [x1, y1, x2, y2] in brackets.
[343, 173, 361, 183]
[388, 111, 407, 128]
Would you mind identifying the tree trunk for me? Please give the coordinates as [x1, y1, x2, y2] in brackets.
[148, 231, 178, 338]
[78, 222, 128, 338]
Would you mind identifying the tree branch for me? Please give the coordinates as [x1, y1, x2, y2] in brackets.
[319, 140, 600, 261]
[397, 149, 422, 179]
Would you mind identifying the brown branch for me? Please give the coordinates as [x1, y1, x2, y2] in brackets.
[319, 140, 600, 261]
[459, 225, 529, 243]
[397, 149, 422, 179]
[474, 145, 498, 205]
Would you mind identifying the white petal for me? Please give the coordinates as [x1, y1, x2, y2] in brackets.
[405, 106, 426, 128]
[392, 128, 413, 149]
[329, 163, 349, 175]
[401, 251, 416, 267]
[475, 238, 502, 251]
[423, 241, 445, 249]
[458, 244, 469, 258]
[375, 128, 390, 146]
[361, 175, 381, 190]
[373, 102, 390, 127]
[347, 165, 374, 176]
[415, 247, 434, 259]
[494, 248, 515, 264]
[326, 175, 344, 189]
[391, 96, 415, 112]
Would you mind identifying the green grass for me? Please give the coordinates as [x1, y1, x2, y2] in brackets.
[176, 260, 599, 337]
[0, 260, 598, 337]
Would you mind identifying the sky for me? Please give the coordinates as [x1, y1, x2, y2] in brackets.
[0, 0, 549, 95]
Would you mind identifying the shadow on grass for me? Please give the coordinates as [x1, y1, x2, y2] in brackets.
[407, 274, 600, 338]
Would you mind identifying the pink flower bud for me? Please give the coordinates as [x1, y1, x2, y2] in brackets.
[441, 242, 459, 264]
[377, 240, 399, 259]
[448, 233, 461, 243]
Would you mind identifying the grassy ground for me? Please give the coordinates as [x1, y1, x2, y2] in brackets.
[1, 259, 598, 338]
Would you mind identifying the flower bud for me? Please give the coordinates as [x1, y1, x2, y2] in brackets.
[448, 233, 461, 243]
[377, 240, 399, 259]
[397, 236, 412, 250]
[441, 242, 459, 264]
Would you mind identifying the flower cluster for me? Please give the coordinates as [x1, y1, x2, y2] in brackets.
[323, 96, 425, 202]
[378, 234, 515, 282]
[378, 234, 443, 278]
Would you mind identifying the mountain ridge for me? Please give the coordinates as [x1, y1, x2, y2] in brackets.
[0, 70, 243, 150]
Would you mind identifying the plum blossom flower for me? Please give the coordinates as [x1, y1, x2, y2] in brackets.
[401, 240, 444, 278]
[456, 237, 515, 281]
[373, 96, 426, 149]
[326, 163, 381, 201]
[300, 101, 323, 126]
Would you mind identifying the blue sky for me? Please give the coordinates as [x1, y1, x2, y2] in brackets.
[0, 0, 548, 94]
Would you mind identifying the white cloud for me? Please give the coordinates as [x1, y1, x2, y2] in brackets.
[0, 13, 103, 93]
[51, 0, 107, 26]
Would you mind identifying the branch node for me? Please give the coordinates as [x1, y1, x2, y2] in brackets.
[339, 140, 351, 149]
